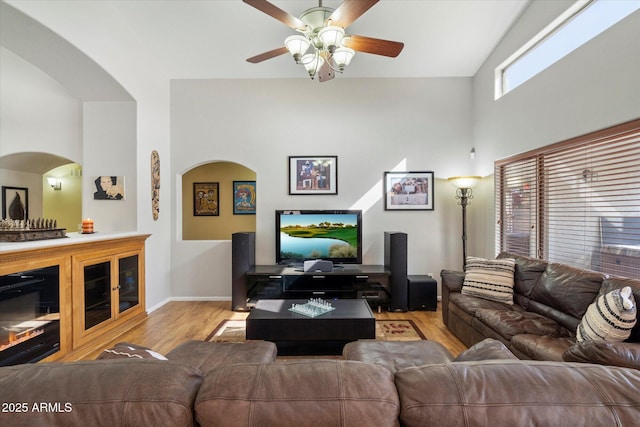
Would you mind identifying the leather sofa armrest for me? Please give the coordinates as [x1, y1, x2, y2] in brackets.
[563, 341, 640, 370]
[440, 270, 464, 326]
[441, 269, 465, 292]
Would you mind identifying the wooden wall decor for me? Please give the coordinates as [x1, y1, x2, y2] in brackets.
[151, 150, 160, 220]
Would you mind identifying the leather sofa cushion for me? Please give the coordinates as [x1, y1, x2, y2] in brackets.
[395, 361, 640, 427]
[166, 340, 277, 373]
[498, 252, 547, 301]
[342, 340, 453, 373]
[449, 292, 524, 318]
[563, 341, 640, 369]
[0, 359, 202, 427]
[196, 360, 400, 427]
[529, 263, 604, 320]
[453, 338, 518, 361]
[475, 309, 573, 340]
[510, 334, 575, 361]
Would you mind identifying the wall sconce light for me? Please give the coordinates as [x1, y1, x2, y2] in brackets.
[47, 177, 62, 190]
[448, 176, 482, 269]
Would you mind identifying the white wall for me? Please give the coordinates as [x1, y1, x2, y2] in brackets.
[0, 47, 82, 162]
[469, 2, 640, 259]
[82, 102, 137, 233]
[170, 78, 474, 298]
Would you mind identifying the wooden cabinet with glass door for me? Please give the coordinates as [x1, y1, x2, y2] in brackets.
[72, 243, 146, 349]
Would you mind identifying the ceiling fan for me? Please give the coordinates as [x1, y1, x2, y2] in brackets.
[243, 0, 404, 82]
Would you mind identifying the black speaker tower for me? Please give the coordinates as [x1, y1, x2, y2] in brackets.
[231, 232, 255, 311]
[384, 231, 408, 312]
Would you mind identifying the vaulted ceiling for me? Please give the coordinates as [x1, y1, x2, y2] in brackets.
[3, 0, 530, 80]
[1, 0, 531, 174]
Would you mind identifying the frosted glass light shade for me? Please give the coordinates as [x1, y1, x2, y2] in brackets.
[448, 176, 481, 189]
[332, 47, 355, 69]
[301, 53, 324, 77]
[284, 35, 310, 62]
[47, 177, 61, 190]
[318, 26, 345, 50]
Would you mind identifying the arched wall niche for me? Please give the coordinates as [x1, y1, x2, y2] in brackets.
[181, 161, 256, 240]
[0, 152, 80, 225]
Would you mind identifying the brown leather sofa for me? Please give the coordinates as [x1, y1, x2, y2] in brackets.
[1, 338, 640, 426]
[441, 252, 640, 369]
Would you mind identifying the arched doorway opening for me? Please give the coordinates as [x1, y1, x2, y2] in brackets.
[181, 161, 256, 240]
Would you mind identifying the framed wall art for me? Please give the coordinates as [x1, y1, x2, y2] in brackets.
[93, 176, 125, 200]
[2, 186, 29, 220]
[194, 182, 219, 216]
[384, 171, 435, 211]
[233, 181, 256, 215]
[289, 155, 337, 195]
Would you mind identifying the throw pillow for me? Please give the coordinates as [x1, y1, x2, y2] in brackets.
[576, 286, 637, 343]
[461, 256, 516, 305]
[97, 342, 167, 360]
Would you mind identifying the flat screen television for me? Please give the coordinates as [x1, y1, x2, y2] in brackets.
[275, 210, 362, 265]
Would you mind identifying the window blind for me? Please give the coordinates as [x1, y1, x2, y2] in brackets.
[495, 119, 640, 280]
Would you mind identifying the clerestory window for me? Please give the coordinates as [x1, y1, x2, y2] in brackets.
[495, 0, 640, 99]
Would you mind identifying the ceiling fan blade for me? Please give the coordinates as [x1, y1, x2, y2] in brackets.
[328, 0, 379, 28]
[243, 0, 307, 31]
[343, 35, 404, 58]
[246, 46, 289, 63]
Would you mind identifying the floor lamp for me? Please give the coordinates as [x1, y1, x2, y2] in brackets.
[448, 176, 481, 270]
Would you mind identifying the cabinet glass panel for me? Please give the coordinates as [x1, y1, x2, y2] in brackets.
[118, 255, 139, 314]
[84, 261, 111, 330]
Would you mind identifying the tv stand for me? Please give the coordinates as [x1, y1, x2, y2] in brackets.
[244, 265, 391, 310]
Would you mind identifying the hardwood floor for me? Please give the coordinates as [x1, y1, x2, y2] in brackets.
[70, 301, 467, 361]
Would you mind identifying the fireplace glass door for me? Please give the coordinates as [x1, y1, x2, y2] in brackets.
[0, 266, 60, 366]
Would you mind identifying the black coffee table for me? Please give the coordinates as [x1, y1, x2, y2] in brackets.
[246, 299, 375, 355]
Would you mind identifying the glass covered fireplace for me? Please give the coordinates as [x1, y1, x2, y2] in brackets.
[0, 266, 60, 366]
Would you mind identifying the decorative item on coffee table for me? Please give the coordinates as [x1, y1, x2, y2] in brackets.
[289, 298, 336, 318]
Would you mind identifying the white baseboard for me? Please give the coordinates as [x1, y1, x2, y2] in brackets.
[146, 297, 172, 314]
[146, 296, 231, 313]
[169, 296, 231, 302]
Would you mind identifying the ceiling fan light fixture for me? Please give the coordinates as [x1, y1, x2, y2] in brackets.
[243, 0, 404, 82]
[332, 47, 355, 70]
[284, 35, 311, 63]
[301, 53, 324, 78]
[318, 25, 345, 52]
